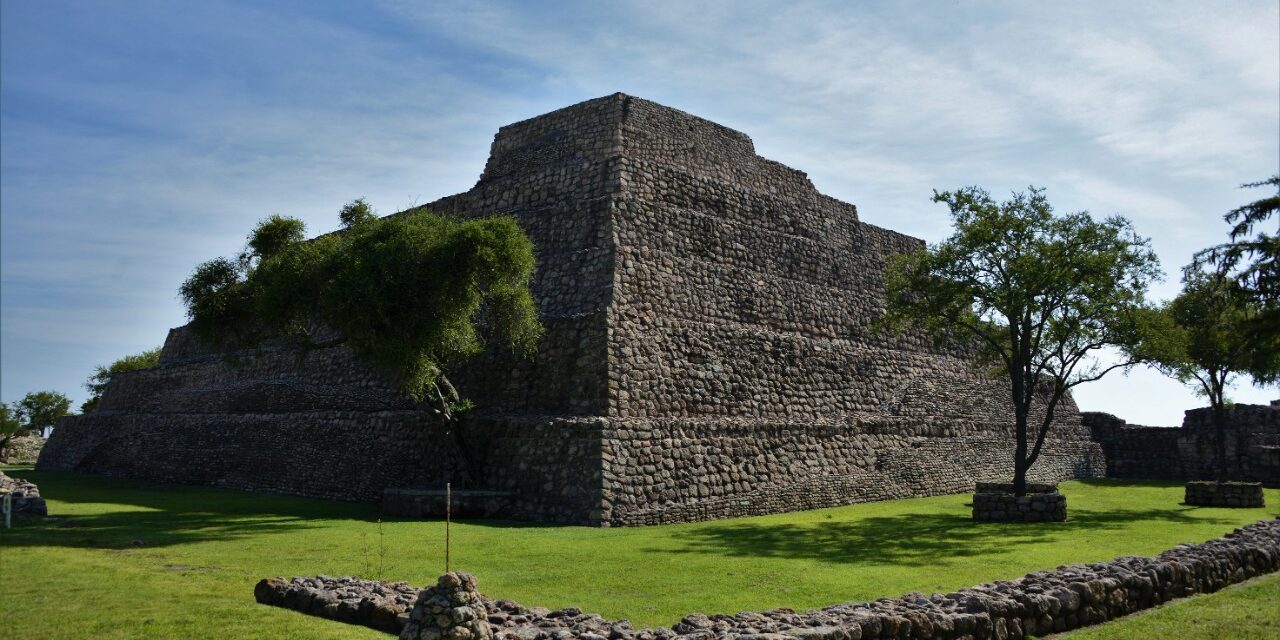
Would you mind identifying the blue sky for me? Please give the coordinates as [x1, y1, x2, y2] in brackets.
[1, 0, 1277, 425]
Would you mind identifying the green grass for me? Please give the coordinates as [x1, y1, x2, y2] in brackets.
[1055, 573, 1280, 639]
[1, 468, 1277, 640]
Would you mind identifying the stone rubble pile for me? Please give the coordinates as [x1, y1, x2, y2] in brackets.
[401, 572, 493, 640]
[257, 516, 1280, 639]
[0, 470, 48, 516]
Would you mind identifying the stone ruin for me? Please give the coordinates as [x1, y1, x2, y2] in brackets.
[40, 93, 1120, 525]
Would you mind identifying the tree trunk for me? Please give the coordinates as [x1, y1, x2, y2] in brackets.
[1212, 386, 1227, 484]
[1013, 410, 1029, 496]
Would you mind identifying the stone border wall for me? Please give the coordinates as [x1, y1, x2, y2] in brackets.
[254, 517, 1280, 640]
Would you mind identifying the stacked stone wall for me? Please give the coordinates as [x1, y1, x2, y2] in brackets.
[598, 418, 1103, 526]
[1085, 404, 1280, 487]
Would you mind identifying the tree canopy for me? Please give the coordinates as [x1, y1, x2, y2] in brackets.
[82, 347, 163, 412]
[179, 201, 542, 416]
[16, 390, 73, 432]
[1190, 176, 1279, 385]
[882, 186, 1160, 495]
[1129, 265, 1271, 481]
[1, 402, 23, 438]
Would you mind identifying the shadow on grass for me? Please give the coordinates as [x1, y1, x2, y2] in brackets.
[1, 469, 567, 550]
[0, 469, 373, 549]
[659, 506, 1237, 567]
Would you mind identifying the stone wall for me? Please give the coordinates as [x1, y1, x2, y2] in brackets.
[972, 492, 1067, 522]
[1185, 481, 1265, 508]
[598, 418, 1102, 526]
[1085, 404, 1280, 487]
[255, 517, 1280, 640]
[39, 93, 1105, 525]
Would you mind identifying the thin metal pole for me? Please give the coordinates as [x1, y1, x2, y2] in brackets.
[445, 482, 451, 573]
[3, 493, 11, 529]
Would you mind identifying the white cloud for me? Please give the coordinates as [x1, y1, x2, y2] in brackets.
[2, 0, 1277, 420]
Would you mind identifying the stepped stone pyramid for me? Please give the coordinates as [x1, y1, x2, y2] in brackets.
[40, 94, 1105, 525]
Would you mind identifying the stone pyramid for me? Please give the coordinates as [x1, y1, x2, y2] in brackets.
[40, 94, 1105, 525]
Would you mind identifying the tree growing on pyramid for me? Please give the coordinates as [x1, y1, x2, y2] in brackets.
[179, 200, 543, 421]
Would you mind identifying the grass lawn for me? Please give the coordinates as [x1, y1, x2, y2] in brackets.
[2, 468, 1277, 640]
[1054, 572, 1280, 639]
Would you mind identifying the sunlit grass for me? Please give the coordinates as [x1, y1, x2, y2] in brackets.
[2, 467, 1276, 639]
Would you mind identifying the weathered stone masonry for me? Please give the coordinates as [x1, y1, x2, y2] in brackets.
[1086, 404, 1280, 488]
[40, 93, 1108, 525]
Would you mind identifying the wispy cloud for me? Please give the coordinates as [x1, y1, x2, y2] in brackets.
[2, 0, 1276, 422]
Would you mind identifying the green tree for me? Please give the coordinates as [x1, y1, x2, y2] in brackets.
[882, 186, 1161, 496]
[181, 203, 542, 419]
[178, 256, 254, 345]
[82, 347, 163, 412]
[16, 391, 73, 434]
[1134, 265, 1278, 482]
[338, 197, 377, 228]
[1191, 176, 1279, 384]
[242, 214, 307, 267]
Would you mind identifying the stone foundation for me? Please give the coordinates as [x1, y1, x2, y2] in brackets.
[972, 491, 1067, 522]
[0, 471, 47, 517]
[1184, 481, 1266, 508]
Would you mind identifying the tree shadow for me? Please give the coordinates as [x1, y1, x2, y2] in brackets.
[658, 506, 1239, 567]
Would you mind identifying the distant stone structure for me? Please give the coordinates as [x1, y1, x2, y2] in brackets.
[1086, 404, 1280, 488]
[0, 435, 45, 465]
[40, 93, 1112, 525]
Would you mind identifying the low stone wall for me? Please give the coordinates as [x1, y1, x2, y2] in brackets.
[1185, 481, 1266, 508]
[257, 517, 1280, 640]
[255, 576, 415, 633]
[0, 471, 47, 516]
[972, 492, 1067, 522]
